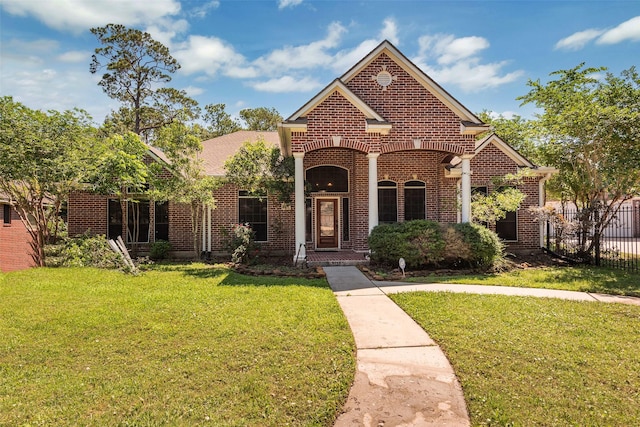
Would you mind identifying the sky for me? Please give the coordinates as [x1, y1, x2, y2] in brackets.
[1, 0, 639, 125]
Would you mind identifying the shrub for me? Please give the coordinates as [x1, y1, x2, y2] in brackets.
[369, 220, 504, 269]
[149, 240, 171, 260]
[452, 222, 504, 268]
[223, 223, 259, 265]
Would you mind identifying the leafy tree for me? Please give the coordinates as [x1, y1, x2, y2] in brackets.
[151, 122, 220, 256]
[477, 111, 538, 163]
[224, 137, 294, 203]
[0, 97, 96, 266]
[90, 24, 199, 141]
[519, 64, 640, 260]
[203, 103, 241, 137]
[471, 172, 529, 228]
[239, 107, 282, 131]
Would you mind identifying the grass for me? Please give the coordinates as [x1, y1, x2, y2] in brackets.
[405, 265, 640, 297]
[391, 292, 640, 426]
[0, 264, 355, 426]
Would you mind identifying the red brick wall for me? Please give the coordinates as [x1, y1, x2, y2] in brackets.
[0, 204, 34, 272]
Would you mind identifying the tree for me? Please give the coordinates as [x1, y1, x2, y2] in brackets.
[151, 122, 220, 257]
[471, 172, 529, 228]
[224, 137, 294, 203]
[0, 97, 96, 266]
[519, 64, 640, 260]
[203, 103, 240, 137]
[477, 111, 538, 163]
[239, 107, 282, 131]
[90, 24, 199, 141]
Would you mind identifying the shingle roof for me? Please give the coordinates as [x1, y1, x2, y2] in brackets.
[200, 130, 280, 176]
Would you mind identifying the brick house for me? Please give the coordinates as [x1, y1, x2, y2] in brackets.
[0, 200, 35, 272]
[68, 40, 555, 261]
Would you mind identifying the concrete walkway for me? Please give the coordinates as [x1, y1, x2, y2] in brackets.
[325, 266, 640, 427]
[325, 266, 470, 427]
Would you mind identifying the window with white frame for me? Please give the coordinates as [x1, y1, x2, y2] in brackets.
[404, 180, 426, 221]
[378, 180, 397, 224]
[238, 191, 268, 242]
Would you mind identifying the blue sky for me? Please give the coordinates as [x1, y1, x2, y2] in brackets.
[1, 0, 639, 125]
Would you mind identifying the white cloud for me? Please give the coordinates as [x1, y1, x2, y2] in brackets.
[182, 86, 204, 96]
[253, 21, 346, 72]
[555, 29, 605, 50]
[0, 0, 181, 33]
[189, 1, 220, 18]
[278, 0, 303, 10]
[555, 16, 640, 51]
[146, 18, 189, 48]
[173, 35, 252, 77]
[379, 18, 399, 45]
[418, 34, 489, 64]
[597, 15, 640, 44]
[413, 34, 522, 92]
[250, 76, 322, 93]
[57, 50, 90, 63]
[332, 39, 380, 74]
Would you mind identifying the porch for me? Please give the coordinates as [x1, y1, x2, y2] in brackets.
[305, 250, 370, 267]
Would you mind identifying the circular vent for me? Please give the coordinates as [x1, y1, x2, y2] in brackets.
[376, 70, 393, 87]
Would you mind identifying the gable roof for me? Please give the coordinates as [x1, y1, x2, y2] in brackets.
[340, 40, 485, 125]
[475, 133, 535, 168]
[200, 130, 279, 176]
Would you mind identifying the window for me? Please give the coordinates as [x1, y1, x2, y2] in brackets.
[306, 166, 349, 192]
[127, 200, 150, 243]
[342, 198, 350, 241]
[471, 186, 488, 227]
[305, 198, 312, 242]
[3, 204, 11, 225]
[404, 180, 426, 221]
[496, 210, 517, 241]
[494, 186, 517, 241]
[155, 201, 169, 241]
[378, 180, 397, 224]
[239, 191, 268, 242]
[108, 199, 122, 239]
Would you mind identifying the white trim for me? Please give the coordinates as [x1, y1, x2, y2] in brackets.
[368, 153, 380, 233]
[288, 79, 387, 122]
[293, 153, 306, 263]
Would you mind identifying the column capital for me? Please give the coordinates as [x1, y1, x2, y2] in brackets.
[293, 151, 305, 159]
[367, 152, 380, 159]
[460, 154, 475, 160]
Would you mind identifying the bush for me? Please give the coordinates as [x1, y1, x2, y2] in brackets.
[149, 240, 171, 260]
[223, 223, 259, 265]
[369, 220, 503, 269]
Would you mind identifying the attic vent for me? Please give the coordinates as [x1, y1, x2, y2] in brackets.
[376, 71, 393, 87]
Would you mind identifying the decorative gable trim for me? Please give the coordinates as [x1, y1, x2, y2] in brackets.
[287, 79, 388, 124]
[341, 40, 485, 128]
[475, 133, 534, 168]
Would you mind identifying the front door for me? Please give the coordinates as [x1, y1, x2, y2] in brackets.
[316, 198, 339, 249]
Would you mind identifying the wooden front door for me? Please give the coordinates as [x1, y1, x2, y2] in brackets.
[316, 198, 339, 249]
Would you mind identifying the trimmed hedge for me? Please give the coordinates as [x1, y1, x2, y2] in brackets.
[368, 220, 504, 269]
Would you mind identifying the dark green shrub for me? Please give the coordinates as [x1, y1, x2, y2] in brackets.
[452, 222, 504, 268]
[369, 220, 445, 268]
[149, 239, 171, 260]
[369, 220, 504, 270]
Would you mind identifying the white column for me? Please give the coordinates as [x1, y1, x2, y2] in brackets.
[460, 155, 473, 223]
[207, 205, 212, 253]
[293, 152, 306, 263]
[367, 153, 380, 233]
[201, 204, 206, 253]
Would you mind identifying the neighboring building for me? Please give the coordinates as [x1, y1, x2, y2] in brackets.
[0, 200, 35, 272]
[68, 40, 556, 261]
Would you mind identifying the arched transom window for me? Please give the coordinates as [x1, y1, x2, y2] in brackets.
[306, 166, 349, 192]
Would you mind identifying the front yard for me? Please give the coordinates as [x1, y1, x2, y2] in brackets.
[0, 264, 355, 426]
[392, 292, 640, 426]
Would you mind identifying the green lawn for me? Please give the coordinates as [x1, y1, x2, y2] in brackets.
[392, 292, 640, 426]
[0, 264, 355, 426]
[406, 266, 640, 297]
